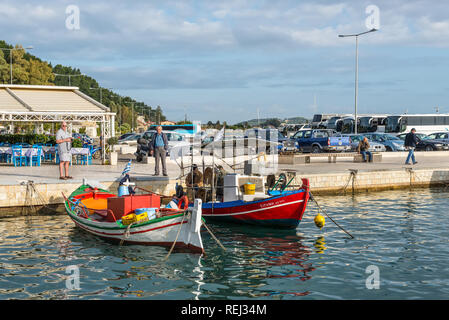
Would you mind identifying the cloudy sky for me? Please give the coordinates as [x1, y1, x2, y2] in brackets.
[1, 0, 449, 123]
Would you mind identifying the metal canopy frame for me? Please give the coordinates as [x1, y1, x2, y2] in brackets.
[0, 84, 116, 138]
[0, 84, 117, 163]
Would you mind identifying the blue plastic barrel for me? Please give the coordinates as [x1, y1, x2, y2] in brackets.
[118, 185, 129, 197]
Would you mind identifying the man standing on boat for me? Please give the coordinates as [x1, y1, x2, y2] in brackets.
[404, 128, 419, 165]
[357, 136, 372, 162]
[55, 121, 73, 180]
[150, 126, 169, 176]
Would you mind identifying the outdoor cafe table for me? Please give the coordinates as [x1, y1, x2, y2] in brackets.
[0, 147, 90, 166]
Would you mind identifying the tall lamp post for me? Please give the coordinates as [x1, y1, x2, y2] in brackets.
[0, 46, 33, 84]
[54, 73, 85, 86]
[338, 28, 377, 134]
[89, 86, 112, 105]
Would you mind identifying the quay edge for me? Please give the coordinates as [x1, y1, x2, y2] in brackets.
[2, 168, 449, 217]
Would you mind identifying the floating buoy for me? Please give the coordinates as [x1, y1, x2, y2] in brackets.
[314, 213, 325, 229]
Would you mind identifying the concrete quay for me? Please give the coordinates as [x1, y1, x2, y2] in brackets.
[1, 151, 449, 217]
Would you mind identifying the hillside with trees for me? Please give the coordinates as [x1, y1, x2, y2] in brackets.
[0, 41, 166, 134]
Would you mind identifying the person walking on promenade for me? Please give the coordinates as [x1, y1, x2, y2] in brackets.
[357, 136, 372, 162]
[150, 126, 169, 176]
[404, 128, 419, 165]
[55, 121, 73, 180]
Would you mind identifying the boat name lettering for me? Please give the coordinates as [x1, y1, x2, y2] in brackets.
[260, 199, 285, 208]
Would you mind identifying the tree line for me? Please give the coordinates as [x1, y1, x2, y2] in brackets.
[0, 41, 166, 134]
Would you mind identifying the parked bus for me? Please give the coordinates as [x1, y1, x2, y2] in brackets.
[311, 114, 341, 129]
[341, 117, 355, 134]
[385, 114, 449, 135]
[333, 114, 389, 134]
[147, 123, 201, 136]
[358, 115, 388, 133]
[324, 115, 352, 130]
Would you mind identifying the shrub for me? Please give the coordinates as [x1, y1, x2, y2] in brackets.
[72, 138, 83, 148]
[107, 137, 118, 146]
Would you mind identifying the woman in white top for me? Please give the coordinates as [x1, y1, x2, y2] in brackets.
[55, 121, 73, 180]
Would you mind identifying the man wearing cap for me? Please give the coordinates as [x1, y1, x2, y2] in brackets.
[404, 128, 419, 165]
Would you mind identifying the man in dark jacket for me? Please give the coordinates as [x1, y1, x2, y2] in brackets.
[404, 128, 418, 165]
[150, 126, 169, 176]
[357, 136, 372, 162]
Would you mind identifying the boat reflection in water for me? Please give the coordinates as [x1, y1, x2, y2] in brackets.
[203, 225, 319, 298]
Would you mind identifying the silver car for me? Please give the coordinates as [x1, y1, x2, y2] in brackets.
[141, 130, 190, 155]
[342, 134, 386, 152]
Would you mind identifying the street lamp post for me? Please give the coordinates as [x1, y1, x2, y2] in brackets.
[89, 86, 112, 105]
[54, 73, 85, 86]
[338, 28, 377, 134]
[0, 46, 33, 84]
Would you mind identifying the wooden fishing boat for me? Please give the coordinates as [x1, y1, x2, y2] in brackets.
[191, 174, 310, 229]
[63, 184, 204, 254]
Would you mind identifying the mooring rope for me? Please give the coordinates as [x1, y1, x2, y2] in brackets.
[163, 210, 188, 261]
[309, 192, 355, 239]
[21, 181, 61, 215]
[119, 222, 136, 246]
[202, 221, 226, 251]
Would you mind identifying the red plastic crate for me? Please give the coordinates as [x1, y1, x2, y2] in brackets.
[106, 194, 161, 222]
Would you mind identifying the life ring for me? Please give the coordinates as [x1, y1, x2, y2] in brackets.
[178, 195, 188, 209]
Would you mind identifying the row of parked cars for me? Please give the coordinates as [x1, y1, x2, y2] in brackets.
[282, 129, 449, 153]
[117, 127, 449, 157]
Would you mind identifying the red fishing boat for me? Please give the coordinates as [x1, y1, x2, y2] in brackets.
[199, 176, 310, 229]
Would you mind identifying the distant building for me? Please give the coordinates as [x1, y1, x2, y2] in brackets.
[161, 120, 176, 125]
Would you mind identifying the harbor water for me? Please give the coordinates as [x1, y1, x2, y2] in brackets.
[1, 187, 449, 299]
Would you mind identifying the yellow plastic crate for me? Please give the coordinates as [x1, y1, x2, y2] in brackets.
[122, 214, 136, 226]
[135, 212, 149, 224]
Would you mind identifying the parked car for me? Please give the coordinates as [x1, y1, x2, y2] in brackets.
[393, 132, 448, 151]
[287, 129, 351, 153]
[363, 133, 406, 151]
[141, 130, 190, 153]
[339, 134, 386, 152]
[415, 138, 449, 151]
[244, 128, 287, 152]
[425, 132, 449, 143]
[118, 133, 135, 140]
[395, 132, 428, 141]
[118, 133, 141, 145]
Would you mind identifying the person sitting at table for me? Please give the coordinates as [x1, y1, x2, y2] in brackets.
[55, 121, 73, 180]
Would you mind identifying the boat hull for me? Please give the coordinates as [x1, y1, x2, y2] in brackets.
[64, 185, 204, 254]
[201, 188, 310, 229]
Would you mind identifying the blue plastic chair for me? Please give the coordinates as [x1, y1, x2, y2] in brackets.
[27, 146, 42, 166]
[76, 146, 92, 165]
[11, 146, 26, 167]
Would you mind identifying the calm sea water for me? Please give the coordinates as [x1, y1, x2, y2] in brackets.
[1, 187, 449, 300]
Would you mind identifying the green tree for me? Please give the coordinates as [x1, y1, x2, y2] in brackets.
[11, 45, 30, 84]
[0, 50, 9, 83]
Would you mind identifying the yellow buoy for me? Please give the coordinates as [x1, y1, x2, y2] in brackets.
[314, 213, 325, 229]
